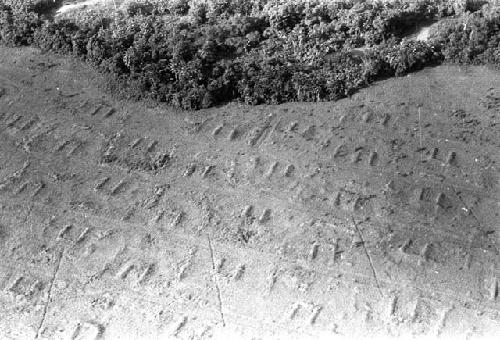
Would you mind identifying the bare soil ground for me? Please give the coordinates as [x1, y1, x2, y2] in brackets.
[0, 46, 499, 339]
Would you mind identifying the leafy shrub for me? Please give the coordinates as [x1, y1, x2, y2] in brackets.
[34, 19, 79, 53]
[431, 6, 500, 64]
[1, 0, 500, 110]
[126, 1, 154, 16]
[374, 40, 443, 76]
[0, 3, 41, 46]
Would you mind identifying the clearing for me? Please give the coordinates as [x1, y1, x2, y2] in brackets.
[0, 46, 499, 339]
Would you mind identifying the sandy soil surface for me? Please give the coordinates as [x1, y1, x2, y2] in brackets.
[0, 46, 499, 339]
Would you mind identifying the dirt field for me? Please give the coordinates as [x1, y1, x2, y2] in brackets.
[0, 46, 499, 339]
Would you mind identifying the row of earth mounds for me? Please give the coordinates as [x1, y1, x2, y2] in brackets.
[1, 0, 499, 110]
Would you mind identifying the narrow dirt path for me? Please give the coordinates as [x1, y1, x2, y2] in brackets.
[0, 47, 498, 339]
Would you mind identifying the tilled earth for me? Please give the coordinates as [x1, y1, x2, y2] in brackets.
[0, 47, 499, 339]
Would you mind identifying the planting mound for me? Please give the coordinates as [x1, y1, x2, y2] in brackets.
[0, 44, 499, 339]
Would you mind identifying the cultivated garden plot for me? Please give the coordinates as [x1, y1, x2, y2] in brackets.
[0, 1, 499, 339]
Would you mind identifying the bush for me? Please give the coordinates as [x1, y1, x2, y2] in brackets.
[431, 6, 500, 64]
[0, 3, 41, 46]
[1, 0, 500, 110]
[34, 20, 79, 53]
[374, 40, 443, 76]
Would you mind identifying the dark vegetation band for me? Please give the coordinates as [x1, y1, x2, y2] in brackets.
[1, 0, 499, 109]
